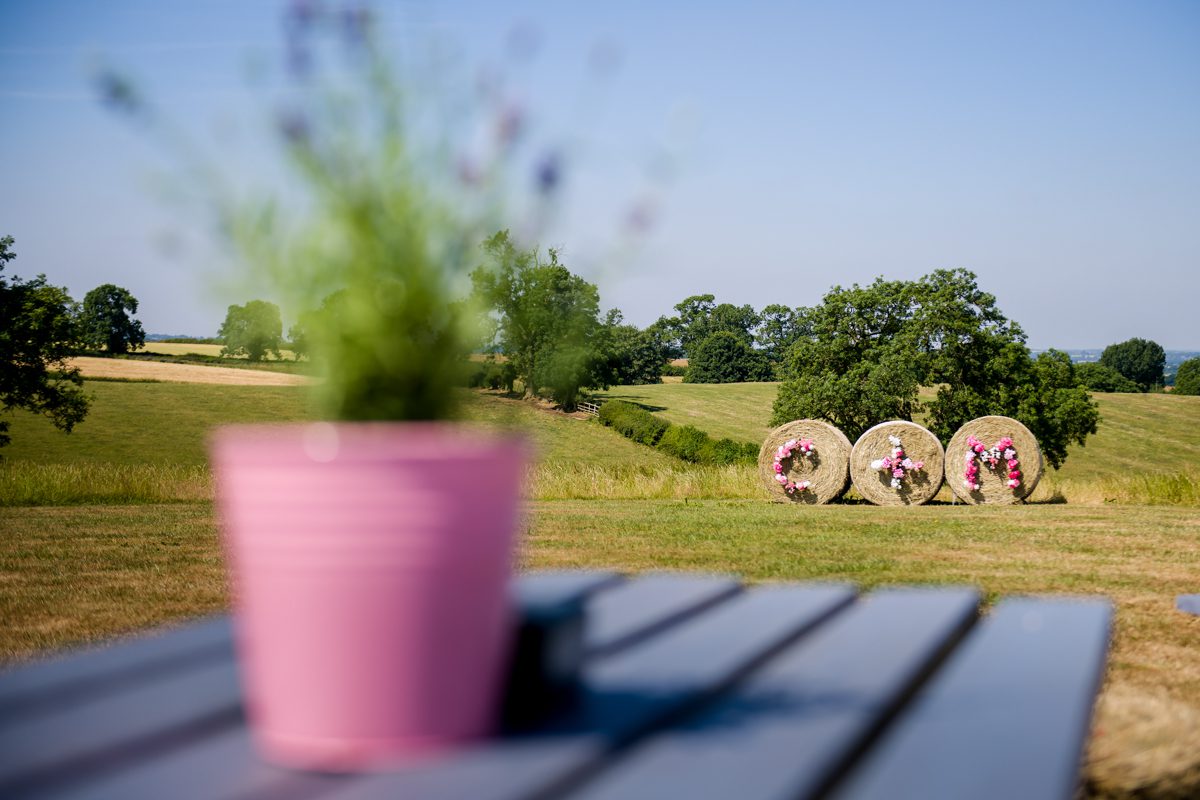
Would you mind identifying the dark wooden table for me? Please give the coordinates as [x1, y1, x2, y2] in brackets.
[1, 572, 1111, 800]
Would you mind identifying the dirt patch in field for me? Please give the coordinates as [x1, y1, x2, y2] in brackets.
[68, 357, 313, 386]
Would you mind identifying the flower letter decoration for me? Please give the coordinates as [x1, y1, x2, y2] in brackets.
[963, 435, 1021, 491]
[773, 438, 815, 494]
[870, 435, 925, 490]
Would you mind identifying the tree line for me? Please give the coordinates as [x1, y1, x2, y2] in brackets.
[5, 227, 1197, 463]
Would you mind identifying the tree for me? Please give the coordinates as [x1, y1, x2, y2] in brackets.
[597, 311, 667, 386]
[662, 295, 761, 357]
[1175, 358, 1200, 396]
[773, 269, 1099, 468]
[471, 231, 605, 409]
[80, 284, 145, 354]
[219, 300, 283, 361]
[1075, 362, 1140, 393]
[773, 277, 923, 438]
[685, 331, 773, 384]
[1099, 338, 1165, 391]
[0, 235, 89, 450]
[755, 304, 807, 372]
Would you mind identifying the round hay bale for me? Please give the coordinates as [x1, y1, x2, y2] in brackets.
[850, 420, 945, 506]
[757, 420, 851, 505]
[946, 415, 1044, 504]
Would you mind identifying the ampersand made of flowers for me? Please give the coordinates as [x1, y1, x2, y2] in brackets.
[773, 438, 815, 494]
[870, 435, 925, 490]
[963, 434, 1021, 491]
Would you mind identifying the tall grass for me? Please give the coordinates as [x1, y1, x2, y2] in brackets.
[1041, 471, 1200, 506]
[0, 462, 212, 506]
[7, 458, 1200, 507]
[527, 462, 760, 500]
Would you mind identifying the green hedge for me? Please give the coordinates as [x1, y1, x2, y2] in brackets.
[598, 400, 757, 466]
[597, 399, 670, 446]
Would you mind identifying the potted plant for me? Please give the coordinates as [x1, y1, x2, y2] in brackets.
[199, 12, 529, 770]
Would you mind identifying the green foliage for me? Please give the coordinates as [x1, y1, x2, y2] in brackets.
[756, 304, 807, 373]
[1174, 358, 1200, 396]
[471, 232, 605, 410]
[660, 294, 761, 358]
[773, 277, 922, 437]
[466, 359, 517, 391]
[1076, 362, 1140, 393]
[218, 300, 283, 362]
[656, 423, 710, 461]
[598, 399, 670, 445]
[106, 17, 503, 422]
[598, 398, 756, 465]
[773, 269, 1099, 468]
[685, 330, 772, 383]
[0, 235, 90, 451]
[656, 424, 756, 465]
[80, 284, 145, 354]
[1100, 337, 1165, 391]
[597, 312, 666, 386]
[660, 363, 686, 377]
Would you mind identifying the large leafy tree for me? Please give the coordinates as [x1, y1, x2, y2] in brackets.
[1099, 337, 1165, 391]
[773, 269, 1099, 468]
[773, 277, 923, 438]
[81, 283, 145, 354]
[685, 331, 772, 384]
[755, 304, 807, 372]
[1174, 358, 1200, 396]
[471, 231, 604, 409]
[219, 299, 283, 362]
[661, 294, 761, 357]
[1075, 362, 1139, 393]
[596, 311, 667, 386]
[0, 235, 90, 450]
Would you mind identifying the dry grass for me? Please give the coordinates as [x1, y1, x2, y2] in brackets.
[68, 356, 312, 385]
[2, 497, 1199, 797]
[0, 504, 227, 661]
[1087, 685, 1200, 799]
[140, 342, 297, 360]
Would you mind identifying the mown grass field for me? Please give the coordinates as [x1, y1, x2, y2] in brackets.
[2, 375, 1200, 796]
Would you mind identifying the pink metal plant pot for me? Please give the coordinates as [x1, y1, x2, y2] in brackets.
[212, 422, 527, 771]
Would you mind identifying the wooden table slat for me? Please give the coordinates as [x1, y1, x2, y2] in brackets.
[0, 618, 233, 720]
[826, 597, 1113, 800]
[562, 587, 981, 800]
[312, 583, 857, 800]
[581, 572, 742, 657]
[512, 571, 626, 609]
[17, 574, 771, 800]
[0, 658, 243, 797]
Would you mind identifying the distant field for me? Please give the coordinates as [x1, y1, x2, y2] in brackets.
[0, 383, 664, 475]
[68, 357, 312, 386]
[140, 342, 297, 360]
[2, 381, 313, 466]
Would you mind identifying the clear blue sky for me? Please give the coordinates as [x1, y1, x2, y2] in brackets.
[3, 0, 1198, 348]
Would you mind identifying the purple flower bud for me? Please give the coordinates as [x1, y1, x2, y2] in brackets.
[534, 151, 562, 195]
[277, 109, 311, 147]
[341, 5, 373, 47]
[495, 104, 524, 148]
[95, 70, 143, 116]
